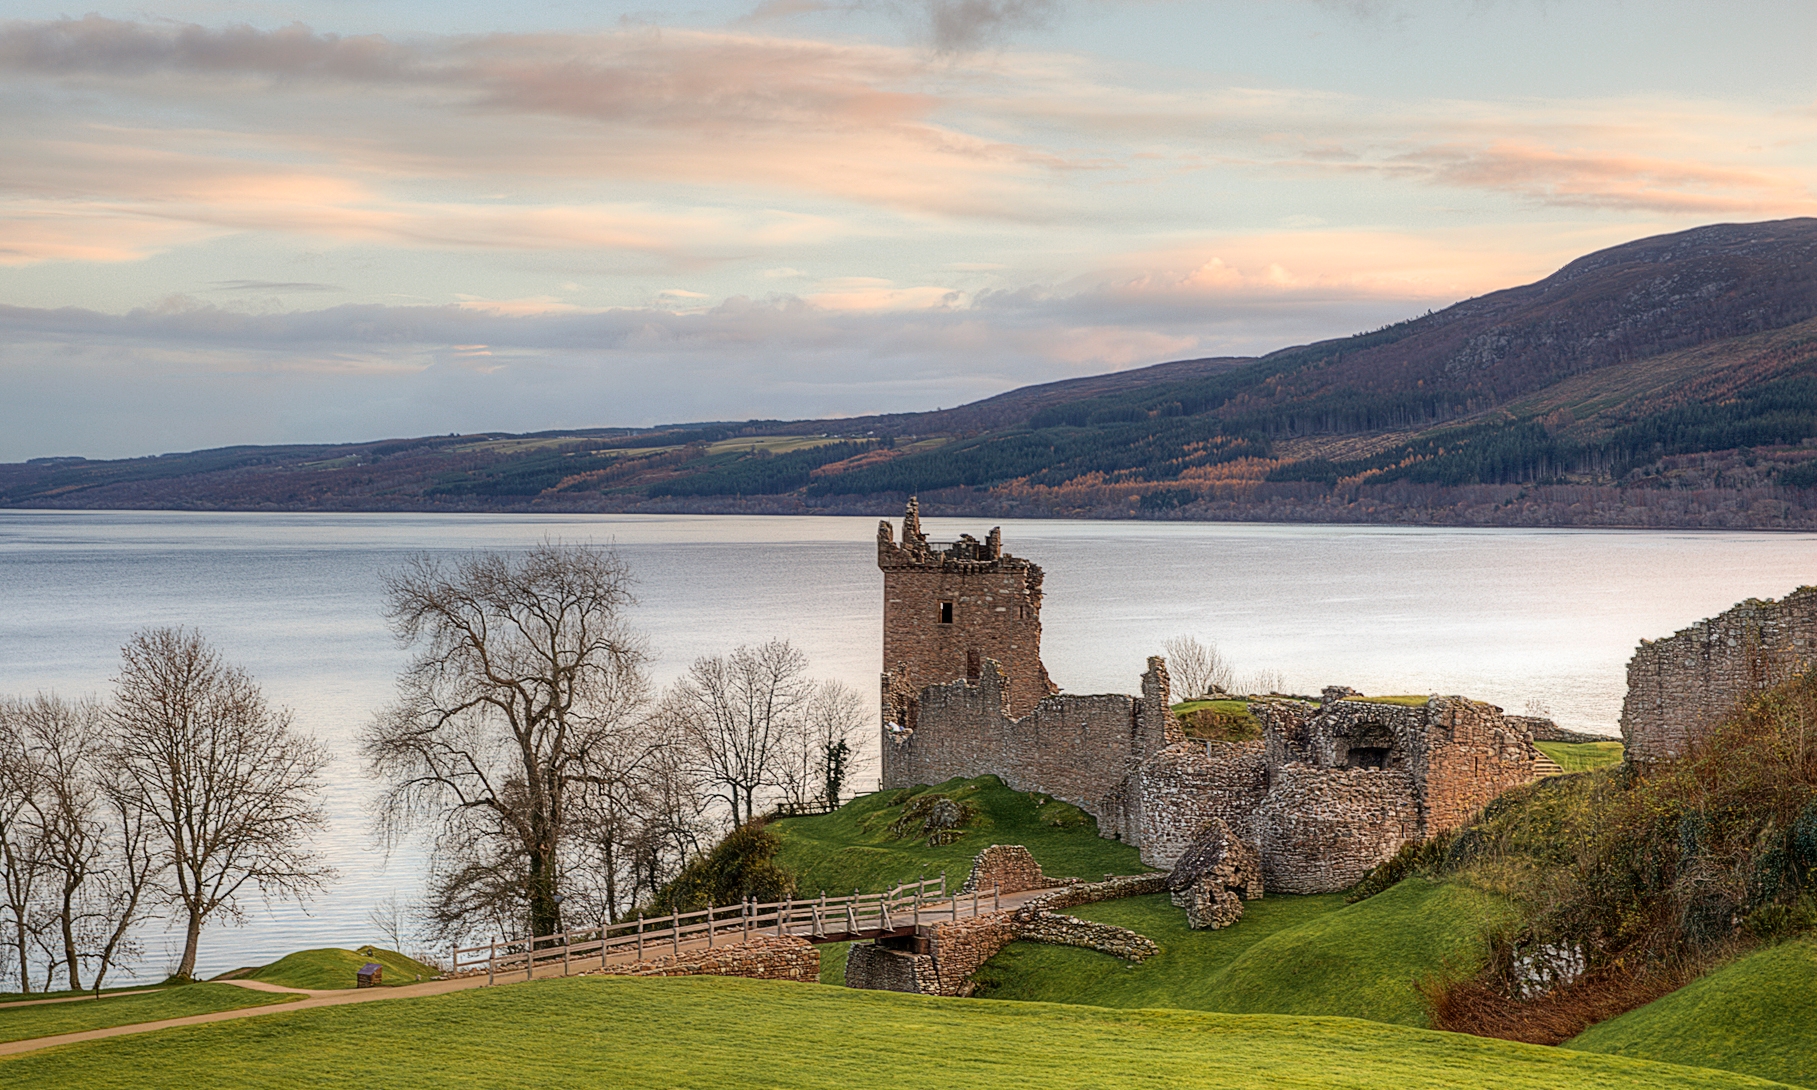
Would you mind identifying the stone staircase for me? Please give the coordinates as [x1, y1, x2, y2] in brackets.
[1531, 751, 1565, 777]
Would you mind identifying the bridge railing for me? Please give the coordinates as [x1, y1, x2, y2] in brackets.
[451, 873, 1009, 984]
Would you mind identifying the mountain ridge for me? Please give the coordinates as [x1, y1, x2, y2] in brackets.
[6, 218, 1817, 529]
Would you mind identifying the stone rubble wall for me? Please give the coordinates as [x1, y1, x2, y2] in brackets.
[1015, 913, 1158, 961]
[1620, 586, 1817, 763]
[843, 942, 935, 993]
[959, 844, 1051, 895]
[1418, 697, 1542, 834]
[586, 935, 819, 982]
[881, 659, 1179, 829]
[1506, 715, 1608, 744]
[923, 913, 1025, 996]
[1016, 872, 1169, 916]
[1256, 767, 1421, 894]
[1120, 740, 1268, 869]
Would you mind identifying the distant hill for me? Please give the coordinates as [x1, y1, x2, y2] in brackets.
[6, 219, 1817, 528]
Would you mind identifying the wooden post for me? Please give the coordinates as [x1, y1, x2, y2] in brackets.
[779, 898, 791, 937]
[994, 881, 1000, 912]
[744, 898, 751, 940]
[526, 939, 534, 980]
[672, 907, 681, 958]
[487, 939, 496, 986]
[563, 930, 571, 976]
[707, 905, 715, 947]
[973, 887, 979, 918]
[637, 915, 644, 961]
[601, 921, 610, 969]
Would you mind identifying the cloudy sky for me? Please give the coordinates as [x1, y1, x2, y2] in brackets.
[2, 1, 1813, 460]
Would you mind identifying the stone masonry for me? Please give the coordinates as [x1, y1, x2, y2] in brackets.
[1166, 817, 1263, 929]
[586, 935, 819, 982]
[876, 504, 1544, 896]
[1621, 586, 1817, 763]
[958, 844, 1051, 895]
[880, 498, 1056, 722]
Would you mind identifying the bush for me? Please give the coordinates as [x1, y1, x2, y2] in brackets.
[647, 821, 795, 913]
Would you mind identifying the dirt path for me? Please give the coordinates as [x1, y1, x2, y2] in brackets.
[0, 885, 1069, 1059]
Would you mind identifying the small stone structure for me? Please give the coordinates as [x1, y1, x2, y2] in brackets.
[877, 502, 1544, 895]
[1620, 586, 1817, 763]
[587, 935, 819, 982]
[1166, 818, 1263, 929]
[843, 871, 1164, 997]
[958, 844, 1053, 895]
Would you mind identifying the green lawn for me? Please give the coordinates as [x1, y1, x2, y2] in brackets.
[1358, 694, 1434, 706]
[1536, 740, 1626, 772]
[1567, 938, 1817, 1088]
[975, 879, 1518, 1027]
[0, 975, 1790, 1090]
[0, 984, 301, 1044]
[774, 776, 1149, 896]
[817, 942, 851, 985]
[219, 947, 440, 991]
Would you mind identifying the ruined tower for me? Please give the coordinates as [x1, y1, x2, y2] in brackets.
[878, 498, 1055, 724]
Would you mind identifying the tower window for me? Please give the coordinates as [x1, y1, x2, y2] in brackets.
[939, 601, 954, 624]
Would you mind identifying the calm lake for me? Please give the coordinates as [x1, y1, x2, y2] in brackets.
[1, 510, 1812, 979]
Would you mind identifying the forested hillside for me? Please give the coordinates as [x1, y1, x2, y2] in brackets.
[6, 219, 1817, 528]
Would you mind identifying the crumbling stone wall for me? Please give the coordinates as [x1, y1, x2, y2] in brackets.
[589, 935, 818, 982]
[959, 844, 1050, 895]
[1418, 697, 1541, 833]
[881, 658, 1179, 824]
[1016, 914, 1158, 961]
[1118, 740, 1268, 869]
[880, 500, 1056, 719]
[1621, 587, 1817, 763]
[1256, 767, 1420, 893]
[1018, 872, 1168, 915]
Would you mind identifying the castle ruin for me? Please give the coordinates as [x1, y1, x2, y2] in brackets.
[877, 503, 1544, 894]
[1620, 586, 1817, 762]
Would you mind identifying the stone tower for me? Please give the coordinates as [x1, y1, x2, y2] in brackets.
[878, 498, 1056, 723]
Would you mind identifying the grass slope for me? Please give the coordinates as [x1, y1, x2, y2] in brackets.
[1536, 740, 1625, 772]
[976, 879, 1517, 1027]
[0, 984, 300, 1044]
[774, 776, 1147, 896]
[0, 975, 1791, 1090]
[1567, 939, 1817, 1088]
[226, 947, 440, 990]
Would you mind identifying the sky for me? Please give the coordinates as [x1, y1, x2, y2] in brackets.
[1, 1, 1814, 461]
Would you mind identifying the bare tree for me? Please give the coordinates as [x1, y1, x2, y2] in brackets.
[674, 640, 813, 824]
[776, 681, 869, 810]
[112, 628, 333, 981]
[0, 713, 48, 991]
[10, 695, 109, 991]
[1163, 636, 1233, 700]
[363, 543, 654, 943]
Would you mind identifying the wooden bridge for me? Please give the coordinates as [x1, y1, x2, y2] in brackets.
[452, 874, 1037, 985]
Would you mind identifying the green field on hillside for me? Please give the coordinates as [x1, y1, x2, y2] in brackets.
[1536, 740, 1626, 772]
[975, 879, 1517, 1027]
[1567, 938, 1817, 1088]
[773, 776, 1148, 895]
[0, 984, 300, 1045]
[220, 947, 440, 991]
[0, 975, 1791, 1090]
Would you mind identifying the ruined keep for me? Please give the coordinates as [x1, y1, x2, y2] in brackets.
[877, 503, 1543, 895]
[880, 498, 1056, 722]
[1620, 586, 1817, 763]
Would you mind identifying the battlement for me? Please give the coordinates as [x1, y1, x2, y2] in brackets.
[877, 499, 1028, 573]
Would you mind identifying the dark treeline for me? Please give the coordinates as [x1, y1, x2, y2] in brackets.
[649, 441, 874, 498]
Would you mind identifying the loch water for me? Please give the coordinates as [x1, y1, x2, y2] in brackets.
[1, 510, 1812, 978]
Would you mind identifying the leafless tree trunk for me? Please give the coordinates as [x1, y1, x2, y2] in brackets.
[0, 714, 47, 992]
[112, 628, 333, 982]
[1163, 636, 1234, 700]
[9, 695, 110, 991]
[674, 640, 812, 824]
[363, 543, 654, 944]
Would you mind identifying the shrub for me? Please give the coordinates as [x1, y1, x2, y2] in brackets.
[646, 820, 795, 913]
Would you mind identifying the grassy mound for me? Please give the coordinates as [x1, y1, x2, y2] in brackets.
[226, 947, 439, 990]
[0, 975, 1787, 1089]
[773, 776, 1147, 896]
[976, 879, 1515, 1027]
[1567, 938, 1817, 1088]
[1536, 741, 1625, 772]
[0, 984, 300, 1044]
